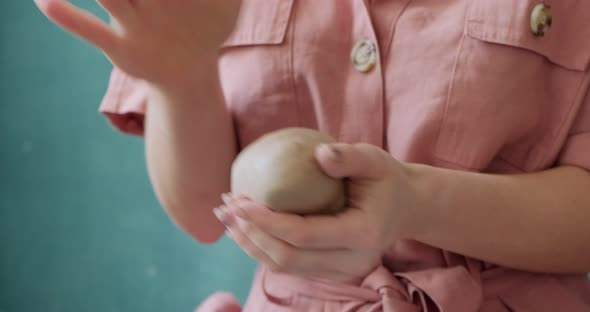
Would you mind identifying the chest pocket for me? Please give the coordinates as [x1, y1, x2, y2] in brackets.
[434, 0, 590, 171]
[219, 0, 296, 149]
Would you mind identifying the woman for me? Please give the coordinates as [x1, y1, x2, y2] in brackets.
[35, 0, 590, 310]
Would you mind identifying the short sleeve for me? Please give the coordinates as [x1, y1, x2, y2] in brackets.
[99, 68, 148, 137]
[558, 81, 590, 170]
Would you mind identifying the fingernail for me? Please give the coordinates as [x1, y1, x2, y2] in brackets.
[320, 144, 342, 161]
[213, 207, 232, 227]
[221, 193, 232, 205]
[33, 0, 47, 9]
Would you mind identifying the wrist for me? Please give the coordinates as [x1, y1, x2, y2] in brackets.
[147, 56, 224, 112]
[148, 53, 221, 97]
[402, 163, 443, 240]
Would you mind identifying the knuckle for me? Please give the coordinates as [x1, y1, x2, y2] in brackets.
[239, 220, 254, 235]
[355, 142, 373, 151]
[288, 231, 311, 247]
[274, 248, 294, 268]
[268, 263, 284, 273]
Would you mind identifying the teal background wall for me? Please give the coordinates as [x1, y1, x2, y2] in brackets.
[0, 1, 256, 311]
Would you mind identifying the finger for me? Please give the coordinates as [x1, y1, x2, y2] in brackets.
[226, 223, 280, 272]
[226, 228, 281, 272]
[315, 143, 390, 180]
[232, 215, 353, 280]
[214, 207, 280, 271]
[97, 0, 134, 21]
[35, 0, 118, 52]
[226, 198, 369, 249]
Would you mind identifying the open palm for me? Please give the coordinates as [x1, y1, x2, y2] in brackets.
[35, 0, 241, 83]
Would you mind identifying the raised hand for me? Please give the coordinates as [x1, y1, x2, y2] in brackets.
[34, 0, 241, 84]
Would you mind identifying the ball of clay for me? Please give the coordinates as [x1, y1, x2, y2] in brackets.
[231, 128, 347, 215]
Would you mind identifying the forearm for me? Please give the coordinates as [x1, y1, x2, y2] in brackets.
[408, 164, 590, 273]
[145, 59, 235, 244]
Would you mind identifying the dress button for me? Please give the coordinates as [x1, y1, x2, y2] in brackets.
[351, 39, 377, 72]
[530, 3, 552, 36]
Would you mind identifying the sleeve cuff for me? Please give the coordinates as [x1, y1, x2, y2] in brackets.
[99, 68, 148, 137]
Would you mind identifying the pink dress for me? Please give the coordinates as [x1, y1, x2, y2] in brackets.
[99, 0, 590, 310]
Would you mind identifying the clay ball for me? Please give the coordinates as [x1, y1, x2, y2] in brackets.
[231, 128, 347, 215]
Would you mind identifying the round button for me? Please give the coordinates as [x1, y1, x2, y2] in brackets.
[530, 3, 552, 36]
[351, 39, 377, 72]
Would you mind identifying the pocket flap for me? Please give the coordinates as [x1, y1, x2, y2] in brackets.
[466, 0, 590, 71]
[222, 0, 294, 47]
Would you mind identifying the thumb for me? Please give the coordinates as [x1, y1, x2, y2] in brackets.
[314, 143, 389, 180]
